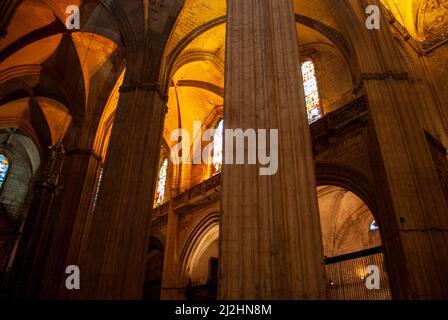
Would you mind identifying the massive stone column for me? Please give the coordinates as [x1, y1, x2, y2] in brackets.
[57, 0, 181, 300]
[38, 139, 103, 299]
[160, 202, 183, 300]
[354, 0, 448, 299]
[7, 119, 102, 299]
[159, 162, 183, 300]
[9, 142, 63, 299]
[73, 70, 167, 299]
[220, 0, 326, 300]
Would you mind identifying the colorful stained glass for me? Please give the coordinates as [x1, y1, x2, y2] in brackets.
[92, 167, 103, 212]
[301, 61, 323, 124]
[154, 158, 168, 207]
[212, 119, 224, 175]
[0, 154, 10, 189]
[370, 220, 379, 231]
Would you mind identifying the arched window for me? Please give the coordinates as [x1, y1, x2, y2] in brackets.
[370, 220, 379, 231]
[301, 60, 323, 124]
[0, 153, 10, 189]
[92, 167, 104, 212]
[154, 158, 168, 207]
[212, 119, 224, 175]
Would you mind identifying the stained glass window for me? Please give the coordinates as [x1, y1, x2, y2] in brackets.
[370, 220, 379, 231]
[301, 60, 323, 124]
[154, 158, 168, 207]
[0, 154, 10, 189]
[212, 119, 224, 175]
[92, 167, 103, 212]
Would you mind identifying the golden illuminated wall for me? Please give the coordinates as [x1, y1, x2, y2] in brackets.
[380, 0, 418, 37]
[162, 0, 226, 193]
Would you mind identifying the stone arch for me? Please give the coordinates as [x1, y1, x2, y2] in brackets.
[92, 69, 125, 161]
[315, 160, 379, 219]
[148, 235, 164, 253]
[95, 0, 138, 60]
[144, 235, 165, 300]
[317, 185, 380, 254]
[315, 160, 393, 299]
[295, 14, 362, 92]
[161, 16, 226, 92]
[0, 71, 73, 113]
[0, 128, 41, 220]
[178, 210, 219, 286]
[0, 117, 40, 153]
[320, 1, 386, 79]
[176, 80, 224, 98]
[10, 0, 135, 51]
[163, 12, 361, 94]
[171, 51, 224, 82]
[0, 98, 60, 156]
[317, 183, 392, 300]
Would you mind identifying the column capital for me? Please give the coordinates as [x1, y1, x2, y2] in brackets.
[361, 71, 409, 81]
[65, 148, 102, 162]
[119, 81, 169, 102]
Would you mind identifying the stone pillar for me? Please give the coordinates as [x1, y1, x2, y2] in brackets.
[74, 74, 167, 299]
[160, 164, 185, 300]
[220, 0, 326, 300]
[9, 143, 63, 299]
[360, 0, 448, 299]
[38, 140, 103, 299]
[160, 204, 183, 300]
[6, 116, 103, 299]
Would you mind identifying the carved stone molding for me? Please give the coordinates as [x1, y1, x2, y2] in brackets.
[420, 0, 448, 52]
[361, 71, 409, 81]
[119, 81, 169, 101]
[64, 148, 102, 162]
[311, 96, 369, 155]
[33, 143, 65, 193]
[354, 72, 409, 94]
[421, 32, 448, 52]
[153, 174, 221, 220]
